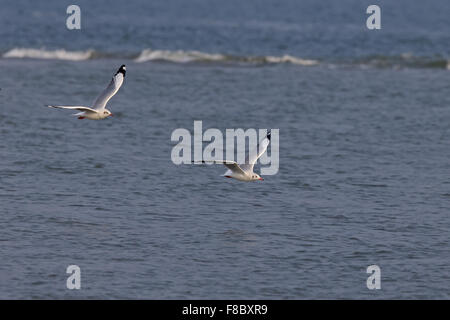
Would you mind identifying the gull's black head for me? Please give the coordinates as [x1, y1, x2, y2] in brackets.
[116, 65, 126, 77]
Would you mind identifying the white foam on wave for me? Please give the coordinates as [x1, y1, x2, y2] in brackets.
[135, 49, 225, 63]
[2, 47, 319, 66]
[135, 49, 318, 66]
[2, 48, 94, 61]
[265, 55, 318, 66]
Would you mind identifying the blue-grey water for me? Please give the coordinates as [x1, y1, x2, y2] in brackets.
[0, 0, 449, 299]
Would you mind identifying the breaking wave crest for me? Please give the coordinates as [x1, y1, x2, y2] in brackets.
[135, 49, 225, 63]
[1, 47, 318, 66]
[134, 49, 319, 66]
[2, 48, 95, 61]
[2, 48, 449, 70]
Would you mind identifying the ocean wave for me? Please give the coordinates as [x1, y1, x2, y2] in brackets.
[2, 47, 318, 66]
[2, 47, 448, 70]
[135, 49, 225, 63]
[265, 55, 318, 66]
[2, 48, 95, 61]
[134, 49, 319, 66]
[351, 54, 449, 70]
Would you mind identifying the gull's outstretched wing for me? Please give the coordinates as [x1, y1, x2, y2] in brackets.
[192, 160, 247, 175]
[241, 130, 271, 172]
[92, 65, 126, 110]
[47, 105, 97, 113]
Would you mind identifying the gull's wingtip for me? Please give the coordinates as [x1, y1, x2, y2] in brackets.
[267, 130, 271, 141]
[116, 64, 126, 77]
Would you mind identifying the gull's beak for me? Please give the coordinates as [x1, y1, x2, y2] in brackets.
[258, 177, 264, 181]
[109, 113, 114, 117]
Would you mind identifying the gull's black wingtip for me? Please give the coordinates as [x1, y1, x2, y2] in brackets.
[116, 64, 126, 77]
[267, 130, 271, 141]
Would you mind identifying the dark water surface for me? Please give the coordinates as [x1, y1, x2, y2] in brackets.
[0, 0, 449, 299]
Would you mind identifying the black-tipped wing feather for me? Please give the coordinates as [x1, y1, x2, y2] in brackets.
[47, 105, 97, 113]
[92, 65, 126, 110]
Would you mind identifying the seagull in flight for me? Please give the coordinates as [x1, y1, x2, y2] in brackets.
[47, 65, 126, 120]
[193, 131, 271, 182]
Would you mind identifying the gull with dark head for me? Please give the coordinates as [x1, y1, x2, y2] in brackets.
[47, 65, 126, 120]
[193, 131, 271, 182]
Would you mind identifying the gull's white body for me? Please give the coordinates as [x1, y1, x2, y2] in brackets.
[194, 131, 271, 182]
[47, 65, 126, 120]
[223, 164, 263, 182]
